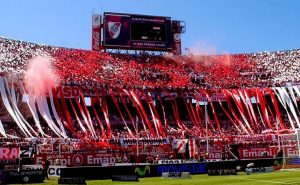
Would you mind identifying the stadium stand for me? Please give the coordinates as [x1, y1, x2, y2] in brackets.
[0, 37, 300, 163]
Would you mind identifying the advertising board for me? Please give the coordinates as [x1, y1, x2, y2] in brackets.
[0, 147, 20, 165]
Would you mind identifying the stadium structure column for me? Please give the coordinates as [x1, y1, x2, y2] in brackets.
[205, 102, 209, 155]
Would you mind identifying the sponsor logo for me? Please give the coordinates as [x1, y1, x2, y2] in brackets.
[122, 155, 129, 163]
[285, 147, 299, 157]
[23, 165, 65, 177]
[208, 169, 237, 176]
[92, 15, 101, 27]
[22, 176, 29, 183]
[174, 34, 181, 42]
[0, 147, 20, 164]
[135, 166, 150, 176]
[158, 160, 182, 164]
[9, 171, 43, 176]
[0, 147, 20, 159]
[240, 148, 277, 159]
[245, 166, 274, 174]
[86, 155, 115, 165]
[72, 154, 83, 166]
[168, 172, 182, 178]
[112, 175, 139, 182]
[108, 22, 121, 39]
[36, 153, 116, 166]
[199, 144, 222, 159]
[157, 163, 207, 175]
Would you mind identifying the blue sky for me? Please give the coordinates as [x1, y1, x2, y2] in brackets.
[0, 0, 299, 54]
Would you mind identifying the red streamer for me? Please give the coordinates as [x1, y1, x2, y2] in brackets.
[109, 89, 135, 138]
[222, 90, 250, 135]
[256, 89, 272, 129]
[130, 90, 156, 137]
[91, 99, 107, 139]
[145, 92, 166, 137]
[122, 89, 147, 133]
[266, 88, 285, 130]
[200, 90, 221, 130]
[100, 89, 112, 138]
[218, 100, 242, 133]
[119, 90, 137, 132]
[55, 86, 75, 133]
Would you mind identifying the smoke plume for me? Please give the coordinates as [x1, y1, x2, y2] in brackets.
[165, 42, 232, 66]
[24, 55, 58, 96]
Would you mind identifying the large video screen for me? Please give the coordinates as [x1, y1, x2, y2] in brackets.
[103, 12, 173, 51]
[131, 22, 166, 42]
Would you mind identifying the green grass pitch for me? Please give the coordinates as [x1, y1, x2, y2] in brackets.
[34, 170, 300, 185]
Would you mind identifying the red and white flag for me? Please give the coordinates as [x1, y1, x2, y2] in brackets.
[172, 139, 188, 153]
[188, 139, 198, 158]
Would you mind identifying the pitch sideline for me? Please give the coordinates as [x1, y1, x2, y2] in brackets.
[228, 176, 300, 184]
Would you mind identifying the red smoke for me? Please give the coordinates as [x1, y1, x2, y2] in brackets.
[165, 42, 232, 66]
[24, 55, 58, 96]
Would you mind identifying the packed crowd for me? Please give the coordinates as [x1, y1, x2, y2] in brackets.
[0, 37, 300, 142]
[1, 37, 300, 89]
[250, 50, 300, 86]
[0, 37, 57, 76]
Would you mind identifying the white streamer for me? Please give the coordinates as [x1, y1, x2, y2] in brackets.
[243, 90, 259, 130]
[273, 87, 296, 129]
[69, 99, 87, 133]
[255, 95, 267, 130]
[0, 116, 7, 137]
[9, 81, 37, 137]
[293, 86, 300, 97]
[288, 86, 298, 109]
[148, 100, 160, 137]
[79, 94, 97, 138]
[19, 82, 47, 137]
[36, 93, 64, 137]
[0, 77, 29, 137]
[281, 87, 300, 128]
[48, 88, 67, 138]
[76, 98, 95, 138]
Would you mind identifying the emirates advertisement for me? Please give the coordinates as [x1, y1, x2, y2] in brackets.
[239, 148, 278, 159]
[283, 146, 299, 157]
[35, 153, 129, 166]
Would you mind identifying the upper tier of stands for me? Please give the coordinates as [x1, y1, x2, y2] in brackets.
[1, 37, 300, 90]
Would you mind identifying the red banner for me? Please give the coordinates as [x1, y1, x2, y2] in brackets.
[92, 14, 102, 51]
[283, 146, 299, 157]
[54, 86, 99, 98]
[0, 147, 20, 165]
[199, 143, 222, 160]
[35, 153, 129, 166]
[38, 144, 53, 153]
[138, 145, 173, 159]
[172, 33, 181, 55]
[0, 147, 20, 159]
[233, 134, 277, 143]
[239, 147, 278, 159]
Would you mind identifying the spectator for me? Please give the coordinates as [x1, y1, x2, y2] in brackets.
[42, 158, 50, 180]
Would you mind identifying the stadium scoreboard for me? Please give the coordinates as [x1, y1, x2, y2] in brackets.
[103, 12, 174, 51]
